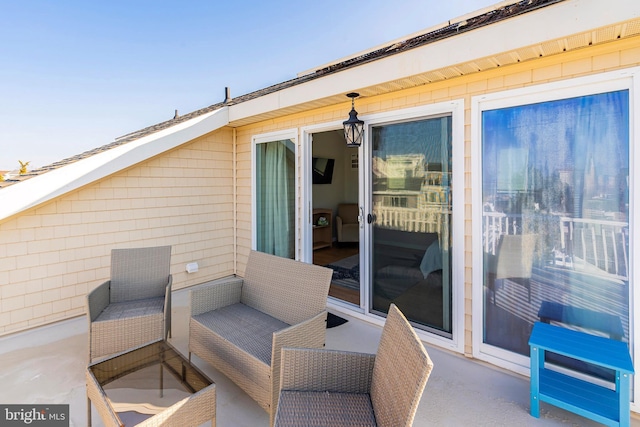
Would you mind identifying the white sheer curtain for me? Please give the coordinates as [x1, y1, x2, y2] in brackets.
[573, 91, 627, 220]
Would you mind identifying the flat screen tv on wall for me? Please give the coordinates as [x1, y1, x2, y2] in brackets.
[312, 157, 335, 184]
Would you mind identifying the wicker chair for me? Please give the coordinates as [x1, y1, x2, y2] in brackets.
[189, 250, 333, 427]
[87, 245, 172, 362]
[274, 304, 433, 427]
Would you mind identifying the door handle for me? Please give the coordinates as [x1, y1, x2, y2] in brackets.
[367, 213, 376, 224]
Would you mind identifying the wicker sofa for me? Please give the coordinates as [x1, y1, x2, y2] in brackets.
[188, 250, 333, 426]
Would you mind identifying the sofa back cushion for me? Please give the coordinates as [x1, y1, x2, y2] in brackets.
[373, 229, 438, 270]
[241, 250, 333, 325]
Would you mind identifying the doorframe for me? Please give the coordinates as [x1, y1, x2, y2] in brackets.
[251, 129, 300, 256]
[301, 121, 367, 314]
[302, 100, 465, 354]
[363, 101, 465, 354]
[470, 68, 640, 389]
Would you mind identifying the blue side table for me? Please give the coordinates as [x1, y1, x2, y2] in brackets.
[529, 322, 634, 426]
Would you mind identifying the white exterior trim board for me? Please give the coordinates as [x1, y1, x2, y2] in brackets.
[229, 0, 639, 125]
[0, 108, 229, 221]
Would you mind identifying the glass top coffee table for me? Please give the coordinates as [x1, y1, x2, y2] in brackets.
[86, 340, 216, 427]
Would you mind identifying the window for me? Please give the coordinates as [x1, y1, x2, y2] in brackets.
[474, 76, 633, 375]
[390, 197, 408, 208]
[254, 137, 296, 259]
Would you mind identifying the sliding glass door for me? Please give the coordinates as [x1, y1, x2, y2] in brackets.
[480, 89, 630, 371]
[370, 116, 453, 335]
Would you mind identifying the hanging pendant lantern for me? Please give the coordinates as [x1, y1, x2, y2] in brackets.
[343, 93, 364, 147]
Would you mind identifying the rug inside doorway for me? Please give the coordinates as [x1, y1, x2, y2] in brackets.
[327, 312, 348, 328]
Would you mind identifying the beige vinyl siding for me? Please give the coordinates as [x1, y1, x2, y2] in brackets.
[0, 128, 234, 336]
[232, 36, 640, 356]
[1, 33, 638, 344]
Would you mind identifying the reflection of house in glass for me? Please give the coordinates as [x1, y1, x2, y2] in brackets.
[374, 155, 450, 207]
[373, 155, 424, 209]
[482, 90, 630, 366]
[374, 155, 449, 196]
[373, 154, 451, 249]
[558, 155, 630, 282]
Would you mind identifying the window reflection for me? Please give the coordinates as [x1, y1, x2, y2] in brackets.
[482, 90, 630, 365]
[371, 117, 453, 335]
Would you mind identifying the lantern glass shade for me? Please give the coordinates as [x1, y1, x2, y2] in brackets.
[343, 108, 364, 147]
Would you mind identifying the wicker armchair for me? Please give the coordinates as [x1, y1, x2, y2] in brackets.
[274, 304, 433, 427]
[189, 250, 333, 427]
[87, 245, 172, 362]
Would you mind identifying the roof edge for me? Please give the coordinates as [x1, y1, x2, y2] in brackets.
[229, 0, 637, 124]
[0, 108, 229, 222]
[296, 0, 522, 78]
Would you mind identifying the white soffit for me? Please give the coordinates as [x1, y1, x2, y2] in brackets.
[229, 0, 640, 125]
[0, 108, 229, 221]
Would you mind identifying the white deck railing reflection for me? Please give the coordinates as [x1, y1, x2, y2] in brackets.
[373, 207, 630, 282]
[559, 216, 629, 281]
[483, 211, 520, 255]
[374, 205, 451, 250]
[482, 211, 629, 281]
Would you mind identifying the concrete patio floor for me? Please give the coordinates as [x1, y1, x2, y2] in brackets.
[1, 287, 638, 427]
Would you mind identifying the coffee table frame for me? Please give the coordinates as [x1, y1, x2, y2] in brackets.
[86, 340, 215, 427]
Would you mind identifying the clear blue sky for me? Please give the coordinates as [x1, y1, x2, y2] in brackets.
[0, 0, 497, 171]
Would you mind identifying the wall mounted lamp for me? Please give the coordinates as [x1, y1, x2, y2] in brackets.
[343, 92, 364, 147]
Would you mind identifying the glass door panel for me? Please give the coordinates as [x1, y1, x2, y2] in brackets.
[370, 116, 453, 335]
[481, 90, 630, 377]
[255, 139, 295, 259]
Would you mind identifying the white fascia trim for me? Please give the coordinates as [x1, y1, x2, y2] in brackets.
[0, 107, 229, 221]
[229, 0, 639, 122]
[298, 1, 521, 77]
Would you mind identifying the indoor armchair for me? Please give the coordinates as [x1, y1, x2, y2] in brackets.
[336, 203, 359, 243]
